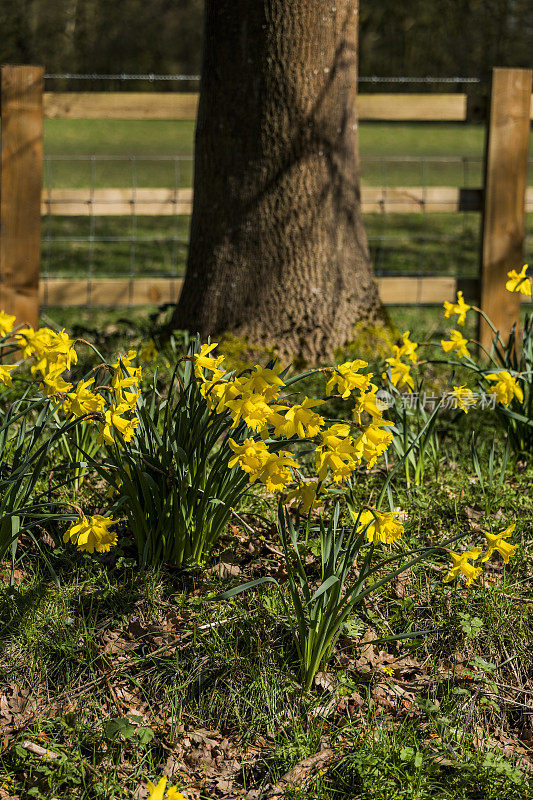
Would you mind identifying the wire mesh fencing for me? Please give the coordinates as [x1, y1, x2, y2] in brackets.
[39, 152, 533, 307]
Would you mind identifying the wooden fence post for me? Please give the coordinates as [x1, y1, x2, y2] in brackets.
[479, 67, 532, 352]
[0, 65, 44, 329]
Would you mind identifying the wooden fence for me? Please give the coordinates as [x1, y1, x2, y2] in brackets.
[0, 66, 532, 347]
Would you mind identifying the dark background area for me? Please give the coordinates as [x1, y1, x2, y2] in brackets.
[1, 0, 532, 90]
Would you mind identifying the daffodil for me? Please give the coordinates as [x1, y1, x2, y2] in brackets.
[62, 378, 105, 417]
[442, 548, 482, 586]
[39, 363, 73, 397]
[199, 369, 239, 413]
[355, 419, 394, 469]
[506, 264, 531, 296]
[356, 509, 403, 544]
[441, 330, 470, 359]
[485, 371, 523, 405]
[451, 385, 475, 413]
[63, 514, 118, 553]
[146, 776, 185, 800]
[98, 404, 138, 445]
[326, 360, 370, 399]
[480, 524, 517, 564]
[315, 430, 363, 483]
[259, 451, 299, 492]
[284, 480, 325, 514]
[443, 291, 471, 325]
[0, 364, 17, 387]
[194, 342, 224, 378]
[112, 350, 138, 371]
[353, 384, 384, 424]
[166, 788, 186, 800]
[237, 365, 285, 402]
[147, 779, 168, 800]
[321, 422, 351, 444]
[0, 311, 16, 337]
[228, 437, 269, 481]
[270, 397, 325, 438]
[397, 331, 418, 363]
[225, 393, 273, 434]
[383, 356, 414, 391]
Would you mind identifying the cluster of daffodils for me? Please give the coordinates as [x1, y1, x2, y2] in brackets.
[0, 313, 156, 555]
[195, 344, 403, 537]
[97, 350, 141, 445]
[382, 330, 418, 392]
[443, 524, 518, 586]
[0, 312, 144, 446]
[439, 267, 529, 410]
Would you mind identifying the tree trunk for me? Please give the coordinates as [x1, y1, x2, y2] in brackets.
[170, 0, 386, 363]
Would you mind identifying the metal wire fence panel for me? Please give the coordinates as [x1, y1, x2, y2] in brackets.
[39, 154, 533, 306]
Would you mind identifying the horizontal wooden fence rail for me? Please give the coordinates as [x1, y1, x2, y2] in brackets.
[42, 91, 533, 122]
[38, 275, 532, 308]
[38, 276, 465, 308]
[42, 185, 530, 216]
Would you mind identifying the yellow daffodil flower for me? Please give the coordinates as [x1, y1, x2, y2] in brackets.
[284, 480, 325, 514]
[505, 264, 531, 296]
[451, 385, 475, 413]
[480, 524, 517, 564]
[63, 514, 118, 553]
[315, 430, 363, 483]
[98, 404, 138, 445]
[485, 371, 523, 405]
[166, 788, 186, 800]
[441, 330, 470, 359]
[442, 548, 482, 586]
[353, 384, 384, 424]
[318, 423, 351, 449]
[356, 509, 404, 544]
[237, 365, 285, 402]
[112, 350, 138, 371]
[225, 393, 273, 434]
[397, 331, 418, 363]
[383, 356, 414, 391]
[202, 373, 242, 414]
[194, 342, 224, 378]
[0, 364, 17, 387]
[326, 359, 370, 399]
[259, 451, 299, 492]
[146, 776, 185, 800]
[39, 364, 73, 397]
[443, 291, 471, 326]
[62, 378, 105, 417]
[270, 397, 325, 439]
[355, 419, 394, 469]
[0, 311, 16, 337]
[111, 370, 139, 393]
[228, 437, 270, 481]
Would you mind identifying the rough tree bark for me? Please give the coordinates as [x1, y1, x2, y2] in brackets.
[170, 0, 387, 363]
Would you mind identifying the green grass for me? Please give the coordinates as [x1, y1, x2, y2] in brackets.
[40, 211, 483, 280]
[1, 427, 532, 799]
[43, 120, 533, 189]
[43, 211, 523, 281]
